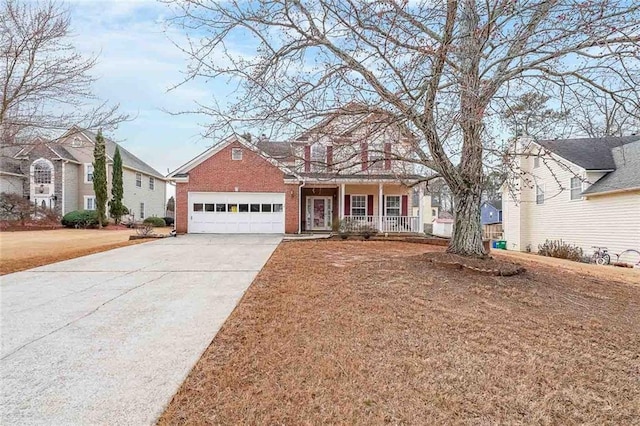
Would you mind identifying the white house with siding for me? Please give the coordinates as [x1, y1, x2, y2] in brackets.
[502, 135, 640, 263]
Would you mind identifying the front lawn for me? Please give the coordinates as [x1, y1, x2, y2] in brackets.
[0, 228, 169, 274]
[159, 241, 640, 424]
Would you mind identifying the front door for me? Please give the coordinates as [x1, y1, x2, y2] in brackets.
[307, 197, 332, 231]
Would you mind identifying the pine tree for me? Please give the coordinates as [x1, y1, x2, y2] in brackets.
[92, 129, 108, 227]
[109, 146, 125, 224]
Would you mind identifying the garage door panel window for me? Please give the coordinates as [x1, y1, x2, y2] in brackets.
[188, 192, 285, 233]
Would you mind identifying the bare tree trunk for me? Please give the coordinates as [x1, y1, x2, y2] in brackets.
[448, 187, 485, 257]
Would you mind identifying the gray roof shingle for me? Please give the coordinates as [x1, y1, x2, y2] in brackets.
[81, 129, 166, 179]
[582, 140, 640, 195]
[537, 135, 640, 170]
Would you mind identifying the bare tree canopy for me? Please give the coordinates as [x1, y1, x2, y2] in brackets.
[0, 0, 125, 145]
[167, 0, 640, 256]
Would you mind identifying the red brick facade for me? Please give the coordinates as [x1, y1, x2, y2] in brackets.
[175, 141, 300, 233]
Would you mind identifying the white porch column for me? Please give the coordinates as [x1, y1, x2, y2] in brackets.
[418, 183, 425, 233]
[339, 183, 345, 220]
[378, 182, 383, 231]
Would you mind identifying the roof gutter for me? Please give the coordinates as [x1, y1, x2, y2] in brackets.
[583, 186, 640, 198]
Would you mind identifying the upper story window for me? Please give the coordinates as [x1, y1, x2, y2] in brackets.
[135, 172, 142, 187]
[536, 184, 545, 205]
[570, 177, 582, 200]
[84, 163, 94, 183]
[33, 159, 52, 184]
[71, 137, 82, 147]
[149, 176, 155, 190]
[232, 148, 243, 160]
[310, 143, 326, 171]
[369, 143, 384, 170]
[533, 156, 540, 168]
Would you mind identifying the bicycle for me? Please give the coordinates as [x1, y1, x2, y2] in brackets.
[613, 249, 640, 267]
[591, 246, 611, 265]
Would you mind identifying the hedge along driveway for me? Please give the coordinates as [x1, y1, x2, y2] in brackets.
[0, 234, 282, 425]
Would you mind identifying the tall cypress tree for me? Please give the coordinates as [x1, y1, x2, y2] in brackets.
[92, 129, 108, 227]
[109, 146, 124, 224]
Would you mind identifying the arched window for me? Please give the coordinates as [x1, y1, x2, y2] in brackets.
[33, 159, 53, 184]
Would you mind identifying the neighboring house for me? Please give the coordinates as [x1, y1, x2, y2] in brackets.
[0, 127, 167, 219]
[481, 200, 503, 239]
[502, 135, 640, 260]
[169, 112, 424, 234]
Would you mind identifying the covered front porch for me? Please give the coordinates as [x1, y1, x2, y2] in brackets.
[301, 182, 423, 234]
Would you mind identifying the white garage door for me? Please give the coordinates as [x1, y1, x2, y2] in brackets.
[188, 192, 285, 234]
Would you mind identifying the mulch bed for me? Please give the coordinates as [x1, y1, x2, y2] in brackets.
[421, 252, 526, 276]
[159, 241, 640, 425]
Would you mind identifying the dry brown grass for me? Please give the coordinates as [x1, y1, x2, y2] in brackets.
[0, 228, 169, 274]
[159, 241, 640, 425]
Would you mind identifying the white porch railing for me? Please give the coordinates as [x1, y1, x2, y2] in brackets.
[343, 215, 420, 233]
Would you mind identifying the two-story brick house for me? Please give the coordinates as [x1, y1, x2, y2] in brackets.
[0, 127, 167, 219]
[169, 112, 424, 234]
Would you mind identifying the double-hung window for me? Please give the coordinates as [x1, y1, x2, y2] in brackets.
[135, 173, 142, 188]
[85, 196, 96, 211]
[351, 195, 366, 216]
[385, 195, 401, 216]
[533, 156, 540, 168]
[310, 143, 326, 171]
[84, 164, 94, 183]
[536, 184, 545, 205]
[570, 177, 582, 200]
[149, 176, 155, 190]
[139, 202, 145, 219]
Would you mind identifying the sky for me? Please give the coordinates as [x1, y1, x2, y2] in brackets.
[67, 0, 225, 179]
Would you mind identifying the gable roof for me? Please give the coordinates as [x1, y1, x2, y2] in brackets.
[537, 135, 640, 170]
[168, 134, 299, 179]
[74, 128, 166, 179]
[581, 140, 640, 195]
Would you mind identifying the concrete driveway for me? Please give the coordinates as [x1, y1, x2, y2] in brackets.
[1, 234, 281, 425]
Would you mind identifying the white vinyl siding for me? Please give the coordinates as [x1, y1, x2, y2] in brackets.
[502, 141, 640, 262]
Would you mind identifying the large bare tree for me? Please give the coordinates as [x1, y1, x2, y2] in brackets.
[0, 0, 125, 146]
[167, 0, 640, 256]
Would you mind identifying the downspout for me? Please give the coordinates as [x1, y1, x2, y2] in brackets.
[298, 179, 306, 234]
